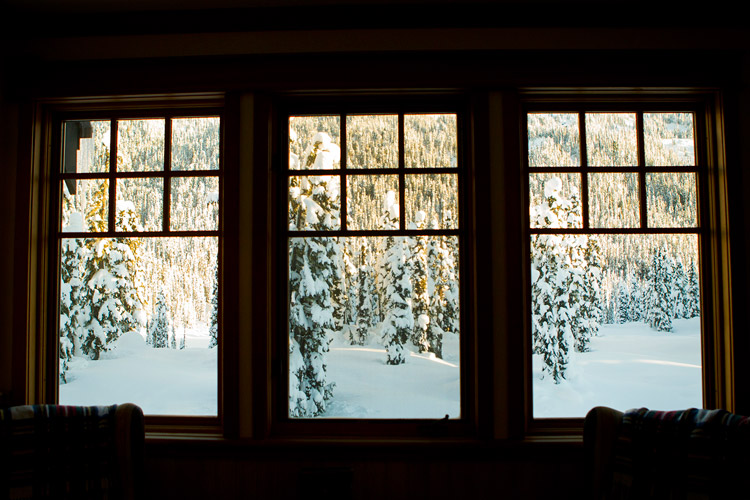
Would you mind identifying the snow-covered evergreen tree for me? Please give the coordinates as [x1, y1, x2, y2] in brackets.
[353, 240, 375, 345]
[686, 260, 700, 318]
[646, 247, 674, 332]
[672, 259, 687, 319]
[409, 211, 432, 353]
[530, 177, 600, 382]
[59, 223, 91, 382]
[574, 233, 603, 352]
[378, 192, 413, 365]
[287, 131, 340, 416]
[78, 184, 145, 360]
[616, 280, 630, 324]
[179, 331, 186, 350]
[628, 271, 644, 323]
[149, 292, 171, 348]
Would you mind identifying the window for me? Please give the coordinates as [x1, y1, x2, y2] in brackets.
[24, 90, 733, 439]
[55, 111, 222, 417]
[525, 105, 706, 419]
[283, 110, 463, 419]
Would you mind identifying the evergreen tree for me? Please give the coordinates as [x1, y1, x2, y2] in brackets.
[646, 247, 674, 332]
[529, 177, 601, 382]
[378, 191, 413, 365]
[78, 183, 144, 359]
[616, 280, 630, 324]
[686, 261, 700, 318]
[59, 231, 90, 382]
[409, 211, 432, 353]
[179, 331, 186, 350]
[673, 259, 687, 319]
[574, 233, 603, 351]
[353, 240, 375, 345]
[628, 271, 644, 323]
[287, 131, 339, 416]
[149, 292, 171, 348]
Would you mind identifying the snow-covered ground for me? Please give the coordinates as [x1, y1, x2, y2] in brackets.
[320, 329, 461, 418]
[59, 327, 218, 415]
[59, 319, 701, 419]
[533, 318, 702, 418]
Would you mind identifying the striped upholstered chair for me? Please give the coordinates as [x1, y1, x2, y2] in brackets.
[0, 403, 144, 500]
[584, 406, 750, 500]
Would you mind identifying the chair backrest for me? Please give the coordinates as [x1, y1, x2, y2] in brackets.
[584, 405, 750, 500]
[0, 403, 144, 500]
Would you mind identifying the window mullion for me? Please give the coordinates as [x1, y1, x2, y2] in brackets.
[636, 111, 648, 229]
[340, 114, 347, 232]
[579, 112, 590, 230]
[398, 113, 406, 230]
[164, 118, 172, 233]
[108, 119, 117, 232]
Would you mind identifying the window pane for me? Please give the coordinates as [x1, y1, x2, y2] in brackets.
[346, 175, 399, 231]
[116, 119, 165, 172]
[405, 174, 458, 229]
[59, 236, 219, 416]
[62, 120, 110, 174]
[289, 116, 341, 170]
[61, 179, 109, 233]
[404, 114, 457, 169]
[588, 172, 640, 228]
[531, 233, 701, 418]
[170, 177, 219, 231]
[289, 176, 341, 231]
[171, 117, 220, 171]
[529, 173, 582, 229]
[527, 113, 580, 167]
[288, 235, 460, 418]
[644, 112, 695, 167]
[116, 178, 163, 232]
[346, 115, 398, 169]
[647, 172, 698, 228]
[585, 113, 638, 166]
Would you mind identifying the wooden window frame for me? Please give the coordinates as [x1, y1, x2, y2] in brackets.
[21, 95, 231, 435]
[519, 93, 734, 435]
[13, 90, 734, 442]
[266, 95, 478, 437]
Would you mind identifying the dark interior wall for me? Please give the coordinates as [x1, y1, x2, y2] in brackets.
[145, 441, 585, 500]
[0, 67, 17, 403]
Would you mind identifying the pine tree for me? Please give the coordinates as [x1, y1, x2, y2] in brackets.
[573, 233, 603, 352]
[378, 192, 413, 365]
[530, 177, 601, 382]
[628, 271, 644, 323]
[616, 280, 630, 324]
[287, 131, 340, 416]
[179, 331, 186, 350]
[672, 259, 687, 319]
[353, 240, 375, 345]
[149, 292, 171, 348]
[646, 247, 674, 332]
[686, 261, 700, 318]
[409, 211, 432, 353]
[59, 208, 91, 382]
